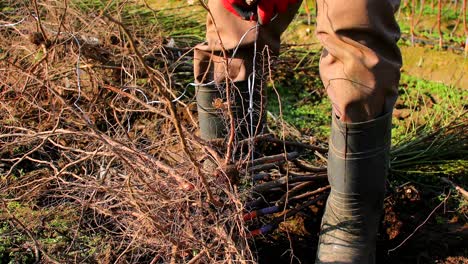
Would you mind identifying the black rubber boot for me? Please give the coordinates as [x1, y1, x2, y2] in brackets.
[196, 81, 265, 171]
[315, 111, 392, 264]
[196, 83, 227, 140]
[196, 81, 265, 141]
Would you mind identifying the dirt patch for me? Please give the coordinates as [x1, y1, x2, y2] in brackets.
[401, 45, 468, 88]
[253, 183, 468, 264]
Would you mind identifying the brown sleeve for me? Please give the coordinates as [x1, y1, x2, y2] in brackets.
[316, 0, 402, 122]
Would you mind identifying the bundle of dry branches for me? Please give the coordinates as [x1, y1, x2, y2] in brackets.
[0, 0, 343, 262]
[2, 1, 467, 263]
[1, 1, 257, 262]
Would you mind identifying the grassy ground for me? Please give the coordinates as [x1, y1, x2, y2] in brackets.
[0, 0, 467, 263]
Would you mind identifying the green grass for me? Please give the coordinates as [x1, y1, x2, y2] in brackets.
[69, 0, 205, 43]
[266, 55, 332, 140]
[268, 71, 467, 140]
[0, 201, 108, 263]
[397, 1, 468, 45]
[393, 74, 467, 143]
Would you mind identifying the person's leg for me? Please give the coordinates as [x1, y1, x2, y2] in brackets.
[194, 0, 302, 83]
[315, 0, 402, 263]
[194, 0, 302, 141]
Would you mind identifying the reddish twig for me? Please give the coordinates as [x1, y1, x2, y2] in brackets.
[437, 0, 443, 48]
[463, 0, 467, 56]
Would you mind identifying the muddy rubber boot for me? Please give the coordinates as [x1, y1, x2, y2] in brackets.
[315, 111, 392, 264]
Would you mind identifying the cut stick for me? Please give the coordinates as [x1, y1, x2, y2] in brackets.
[441, 177, 468, 200]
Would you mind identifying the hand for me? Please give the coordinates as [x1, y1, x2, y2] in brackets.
[222, 0, 298, 25]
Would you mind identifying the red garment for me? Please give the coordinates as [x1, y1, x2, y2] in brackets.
[222, 0, 298, 24]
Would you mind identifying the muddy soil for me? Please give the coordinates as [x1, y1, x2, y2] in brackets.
[253, 184, 468, 264]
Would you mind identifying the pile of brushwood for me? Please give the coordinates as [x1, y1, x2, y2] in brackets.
[0, 1, 329, 262]
[1, 1, 466, 263]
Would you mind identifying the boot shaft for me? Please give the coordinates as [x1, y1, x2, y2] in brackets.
[196, 81, 265, 141]
[316, 111, 393, 264]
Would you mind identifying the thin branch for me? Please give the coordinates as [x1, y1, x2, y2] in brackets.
[388, 191, 451, 253]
